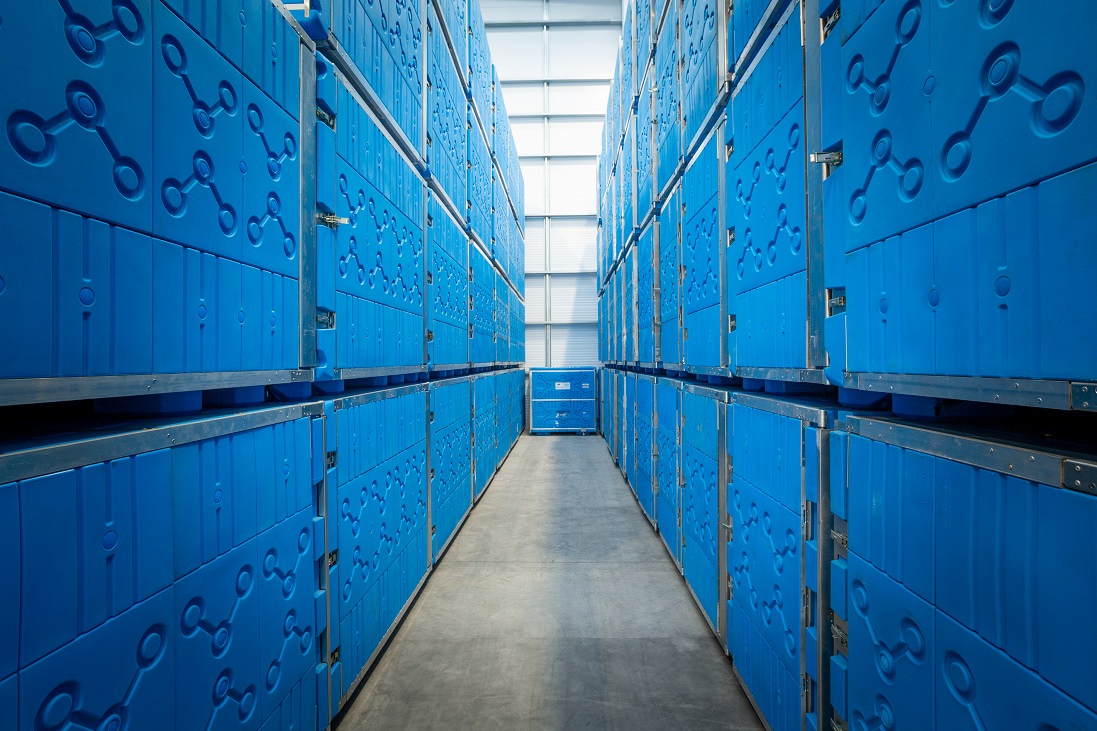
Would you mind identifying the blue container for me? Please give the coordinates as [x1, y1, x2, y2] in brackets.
[624, 246, 637, 363]
[635, 375, 656, 522]
[655, 378, 682, 567]
[470, 244, 496, 365]
[530, 399, 598, 434]
[473, 373, 497, 497]
[638, 223, 657, 364]
[637, 70, 655, 221]
[427, 195, 471, 370]
[681, 387, 722, 630]
[466, 111, 493, 247]
[659, 184, 683, 368]
[829, 417, 1097, 729]
[328, 385, 429, 700]
[682, 131, 725, 371]
[315, 67, 426, 380]
[823, 0, 1097, 384]
[727, 8, 810, 371]
[0, 1, 303, 387]
[655, 0, 682, 194]
[0, 403, 321, 731]
[427, 4, 468, 216]
[429, 377, 473, 561]
[495, 269, 509, 363]
[466, 0, 492, 133]
[531, 368, 596, 401]
[681, 0, 723, 148]
[294, 0, 424, 154]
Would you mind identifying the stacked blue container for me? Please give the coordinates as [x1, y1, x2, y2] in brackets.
[599, 1, 1097, 730]
[0, 3, 528, 730]
[529, 368, 598, 434]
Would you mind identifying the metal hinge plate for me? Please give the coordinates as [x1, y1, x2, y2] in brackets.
[810, 151, 844, 167]
[317, 212, 349, 229]
[317, 311, 336, 329]
[328, 549, 338, 568]
[316, 107, 335, 130]
[832, 530, 849, 551]
[326, 450, 337, 470]
[1063, 460, 1097, 496]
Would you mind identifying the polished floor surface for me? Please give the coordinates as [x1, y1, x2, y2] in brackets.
[337, 434, 764, 730]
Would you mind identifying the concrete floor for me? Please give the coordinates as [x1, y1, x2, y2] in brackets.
[337, 435, 763, 730]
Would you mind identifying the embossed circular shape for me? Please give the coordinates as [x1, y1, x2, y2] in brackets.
[182, 602, 203, 633]
[79, 287, 95, 306]
[851, 580, 870, 613]
[876, 646, 895, 677]
[873, 133, 892, 165]
[995, 275, 1011, 297]
[299, 527, 310, 552]
[878, 701, 895, 729]
[872, 82, 891, 113]
[40, 688, 75, 729]
[897, 1, 921, 44]
[66, 82, 103, 128]
[268, 194, 280, 215]
[264, 549, 279, 575]
[267, 663, 280, 690]
[901, 618, 925, 658]
[215, 674, 231, 700]
[847, 55, 866, 91]
[162, 179, 185, 214]
[983, 45, 1020, 98]
[219, 205, 238, 235]
[8, 111, 54, 164]
[928, 287, 941, 307]
[270, 314, 278, 327]
[113, 156, 143, 200]
[114, 1, 144, 41]
[102, 530, 118, 550]
[248, 218, 263, 243]
[879, 297, 889, 314]
[849, 191, 868, 224]
[342, 581, 351, 600]
[0, 276, 5, 295]
[300, 628, 312, 651]
[103, 711, 123, 731]
[982, 0, 1014, 25]
[238, 309, 246, 323]
[284, 133, 297, 158]
[239, 689, 256, 719]
[1036, 72, 1084, 135]
[284, 234, 297, 257]
[283, 574, 295, 594]
[236, 566, 253, 595]
[161, 37, 186, 75]
[214, 626, 229, 649]
[74, 26, 97, 55]
[248, 104, 263, 131]
[267, 155, 281, 177]
[944, 652, 976, 701]
[789, 228, 802, 254]
[219, 82, 238, 113]
[194, 106, 212, 134]
[213, 486, 222, 501]
[900, 162, 923, 201]
[942, 132, 973, 180]
[924, 75, 936, 95]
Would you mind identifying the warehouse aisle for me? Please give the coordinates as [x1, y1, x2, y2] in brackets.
[338, 435, 762, 730]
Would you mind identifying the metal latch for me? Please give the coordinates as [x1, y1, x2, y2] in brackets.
[317, 212, 349, 229]
[427, 272, 434, 285]
[828, 288, 847, 316]
[328, 550, 338, 568]
[317, 311, 336, 329]
[831, 530, 849, 550]
[831, 620, 849, 653]
[326, 450, 337, 469]
[823, 6, 842, 40]
[728, 315, 737, 333]
[810, 151, 844, 167]
[427, 330, 435, 342]
[330, 647, 340, 664]
[315, 107, 335, 130]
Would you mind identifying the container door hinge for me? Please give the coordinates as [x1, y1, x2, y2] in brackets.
[327, 550, 338, 568]
[810, 150, 843, 167]
[316, 311, 336, 329]
[831, 719, 849, 731]
[317, 212, 349, 229]
[430, 468, 436, 479]
[329, 647, 340, 664]
[683, 327, 688, 341]
[427, 330, 435, 342]
[726, 228, 735, 247]
[326, 451, 338, 470]
[728, 315, 736, 333]
[831, 530, 849, 551]
[1063, 460, 1097, 496]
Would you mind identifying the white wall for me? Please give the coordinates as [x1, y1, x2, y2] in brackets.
[485, 0, 621, 367]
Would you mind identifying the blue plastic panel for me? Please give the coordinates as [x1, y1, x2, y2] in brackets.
[637, 79, 655, 221]
[467, 0, 492, 129]
[832, 427, 1097, 725]
[681, 0, 721, 146]
[474, 374, 497, 495]
[638, 224, 656, 363]
[430, 379, 473, 559]
[623, 373, 636, 487]
[530, 368, 596, 401]
[531, 400, 597, 432]
[838, 0, 1097, 255]
[428, 4, 468, 214]
[681, 390, 720, 626]
[428, 196, 471, 368]
[845, 162, 1097, 380]
[495, 269, 509, 364]
[658, 185, 682, 367]
[621, 5, 635, 120]
[682, 135, 723, 369]
[470, 244, 495, 363]
[655, 0, 682, 193]
[635, 377, 656, 521]
[655, 381, 681, 566]
[440, 0, 468, 87]
[467, 120, 492, 246]
[729, 601, 800, 731]
[624, 247, 637, 363]
[619, 125, 636, 249]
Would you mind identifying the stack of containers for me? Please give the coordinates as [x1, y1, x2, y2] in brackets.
[529, 367, 598, 434]
[598, 1, 1097, 730]
[0, 2, 528, 730]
